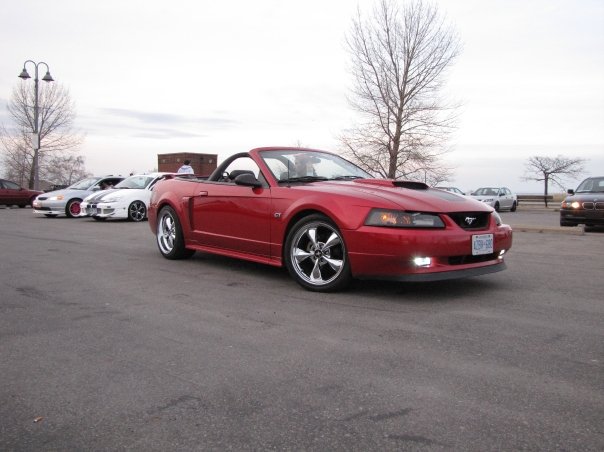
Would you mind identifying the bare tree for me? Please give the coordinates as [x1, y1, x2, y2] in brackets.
[522, 155, 586, 206]
[341, 0, 461, 181]
[45, 154, 90, 186]
[0, 82, 84, 188]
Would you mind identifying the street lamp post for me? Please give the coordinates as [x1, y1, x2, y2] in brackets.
[18, 60, 54, 190]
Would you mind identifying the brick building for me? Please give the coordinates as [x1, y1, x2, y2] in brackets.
[157, 153, 218, 176]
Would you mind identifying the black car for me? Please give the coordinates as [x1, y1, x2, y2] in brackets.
[560, 176, 604, 230]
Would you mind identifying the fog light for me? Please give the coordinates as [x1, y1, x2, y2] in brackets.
[413, 257, 431, 267]
[498, 250, 506, 259]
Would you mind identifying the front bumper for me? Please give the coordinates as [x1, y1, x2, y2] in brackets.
[560, 209, 604, 226]
[81, 201, 127, 219]
[32, 200, 67, 216]
[344, 223, 513, 281]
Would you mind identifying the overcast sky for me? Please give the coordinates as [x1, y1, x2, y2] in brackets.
[1, 0, 603, 192]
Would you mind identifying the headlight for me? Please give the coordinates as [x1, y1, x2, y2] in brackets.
[492, 211, 502, 226]
[365, 209, 445, 228]
[561, 200, 580, 209]
[48, 195, 64, 201]
[100, 196, 120, 203]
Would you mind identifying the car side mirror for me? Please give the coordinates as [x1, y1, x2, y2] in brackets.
[567, 189, 574, 195]
[234, 173, 262, 188]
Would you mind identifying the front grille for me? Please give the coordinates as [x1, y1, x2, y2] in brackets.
[448, 253, 498, 265]
[596, 202, 604, 210]
[583, 202, 594, 209]
[447, 212, 490, 230]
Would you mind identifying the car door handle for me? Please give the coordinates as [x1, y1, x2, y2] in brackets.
[198, 191, 208, 196]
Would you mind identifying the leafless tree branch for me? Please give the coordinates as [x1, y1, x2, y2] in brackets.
[341, 0, 460, 182]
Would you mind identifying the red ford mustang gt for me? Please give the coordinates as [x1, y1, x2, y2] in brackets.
[148, 147, 512, 292]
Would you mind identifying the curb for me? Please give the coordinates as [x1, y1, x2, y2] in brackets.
[511, 225, 584, 235]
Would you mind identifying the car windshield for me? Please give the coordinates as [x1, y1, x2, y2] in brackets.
[260, 149, 371, 182]
[115, 175, 155, 189]
[576, 177, 604, 193]
[68, 177, 100, 190]
[472, 187, 499, 196]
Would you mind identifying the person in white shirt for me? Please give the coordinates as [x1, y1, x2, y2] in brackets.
[177, 159, 194, 174]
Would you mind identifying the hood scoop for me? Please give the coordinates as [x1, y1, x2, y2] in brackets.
[354, 179, 429, 190]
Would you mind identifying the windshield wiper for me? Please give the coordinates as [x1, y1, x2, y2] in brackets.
[331, 175, 363, 180]
[281, 176, 329, 183]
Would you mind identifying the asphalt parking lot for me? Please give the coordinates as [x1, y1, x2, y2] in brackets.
[1, 207, 603, 451]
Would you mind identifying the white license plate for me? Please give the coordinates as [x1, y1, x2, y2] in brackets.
[472, 234, 493, 255]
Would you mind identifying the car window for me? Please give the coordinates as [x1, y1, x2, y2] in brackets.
[221, 157, 262, 181]
[577, 177, 604, 192]
[115, 176, 153, 189]
[260, 149, 370, 181]
[69, 177, 100, 190]
[3, 180, 20, 190]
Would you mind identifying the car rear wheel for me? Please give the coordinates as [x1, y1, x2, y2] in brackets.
[284, 214, 352, 292]
[128, 201, 146, 222]
[156, 206, 195, 259]
[65, 199, 82, 218]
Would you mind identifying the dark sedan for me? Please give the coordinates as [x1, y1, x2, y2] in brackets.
[560, 176, 604, 230]
[0, 179, 43, 208]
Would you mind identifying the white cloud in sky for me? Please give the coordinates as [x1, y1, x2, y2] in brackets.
[1, 0, 602, 192]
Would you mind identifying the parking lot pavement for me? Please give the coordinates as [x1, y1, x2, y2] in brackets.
[1, 208, 603, 451]
[500, 207, 589, 235]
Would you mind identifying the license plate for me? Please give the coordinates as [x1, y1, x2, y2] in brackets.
[472, 234, 493, 255]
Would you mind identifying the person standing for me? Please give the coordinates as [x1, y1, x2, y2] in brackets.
[177, 159, 194, 174]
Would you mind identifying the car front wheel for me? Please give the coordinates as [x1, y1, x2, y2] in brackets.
[510, 201, 517, 212]
[128, 201, 146, 222]
[156, 206, 195, 259]
[65, 199, 82, 218]
[284, 214, 351, 292]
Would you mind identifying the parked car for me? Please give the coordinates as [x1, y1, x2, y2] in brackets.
[560, 176, 604, 230]
[79, 173, 172, 222]
[0, 179, 43, 208]
[435, 186, 466, 196]
[470, 187, 517, 212]
[148, 147, 513, 292]
[32, 176, 124, 218]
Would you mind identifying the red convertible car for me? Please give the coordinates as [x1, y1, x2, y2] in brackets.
[148, 147, 513, 292]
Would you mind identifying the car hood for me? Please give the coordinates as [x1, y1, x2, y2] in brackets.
[296, 179, 492, 212]
[37, 188, 94, 199]
[470, 195, 496, 201]
[565, 192, 604, 202]
[83, 189, 120, 202]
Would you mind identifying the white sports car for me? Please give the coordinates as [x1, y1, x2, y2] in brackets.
[80, 173, 173, 222]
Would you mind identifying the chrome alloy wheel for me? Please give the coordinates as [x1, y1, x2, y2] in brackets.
[157, 209, 176, 255]
[289, 220, 346, 287]
[128, 201, 147, 222]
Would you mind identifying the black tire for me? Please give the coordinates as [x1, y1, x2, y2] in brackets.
[128, 201, 147, 222]
[284, 214, 352, 292]
[92, 216, 107, 221]
[44, 214, 58, 218]
[494, 202, 500, 212]
[65, 199, 82, 218]
[560, 220, 576, 227]
[156, 206, 195, 259]
[510, 201, 517, 212]
[18, 204, 26, 208]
